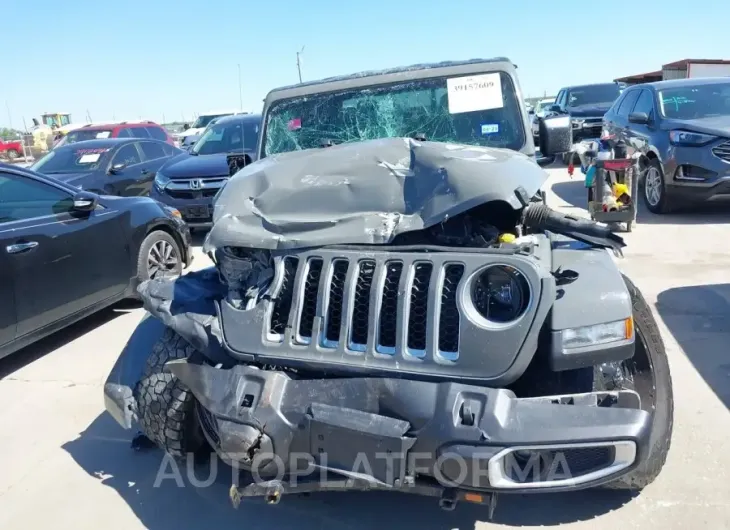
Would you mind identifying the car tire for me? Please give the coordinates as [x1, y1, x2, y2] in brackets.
[136, 230, 183, 283]
[641, 158, 674, 214]
[603, 274, 673, 490]
[6, 149, 19, 161]
[134, 328, 206, 459]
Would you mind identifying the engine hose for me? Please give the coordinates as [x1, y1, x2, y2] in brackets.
[522, 203, 626, 251]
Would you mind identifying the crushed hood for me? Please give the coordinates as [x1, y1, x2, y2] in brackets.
[203, 137, 546, 252]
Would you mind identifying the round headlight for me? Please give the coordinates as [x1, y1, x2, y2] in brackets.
[471, 265, 530, 323]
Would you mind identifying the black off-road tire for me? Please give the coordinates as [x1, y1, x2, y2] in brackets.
[605, 274, 674, 490]
[136, 230, 183, 283]
[134, 328, 206, 459]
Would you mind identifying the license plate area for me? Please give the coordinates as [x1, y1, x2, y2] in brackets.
[183, 205, 211, 219]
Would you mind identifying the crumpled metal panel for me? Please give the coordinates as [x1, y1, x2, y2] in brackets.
[203, 137, 546, 252]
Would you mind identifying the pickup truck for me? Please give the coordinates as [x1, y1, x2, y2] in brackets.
[0, 138, 23, 161]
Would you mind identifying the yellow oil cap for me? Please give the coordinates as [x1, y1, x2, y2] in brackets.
[498, 233, 516, 243]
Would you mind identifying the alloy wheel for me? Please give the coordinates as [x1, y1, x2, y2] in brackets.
[147, 240, 180, 280]
[644, 167, 662, 207]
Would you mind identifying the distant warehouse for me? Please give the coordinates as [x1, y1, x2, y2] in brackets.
[615, 59, 730, 86]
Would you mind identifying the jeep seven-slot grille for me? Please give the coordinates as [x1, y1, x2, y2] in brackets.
[266, 257, 466, 358]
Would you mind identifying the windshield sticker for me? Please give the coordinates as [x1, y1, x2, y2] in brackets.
[287, 118, 302, 131]
[446, 73, 503, 114]
[78, 153, 101, 164]
[481, 123, 499, 135]
[95, 131, 111, 138]
[76, 148, 109, 154]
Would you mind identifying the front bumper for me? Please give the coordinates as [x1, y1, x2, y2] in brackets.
[151, 186, 214, 227]
[662, 143, 730, 202]
[105, 359, 651, 495]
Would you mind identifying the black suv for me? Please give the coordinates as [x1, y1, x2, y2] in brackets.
[548, 82, 624, 162]
[150, 114, 261, 228]
[603, 77, 730, 214]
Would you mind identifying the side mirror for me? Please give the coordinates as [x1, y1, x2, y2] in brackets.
[538, 115, 573, 157]
[183, 124, 190, 130]
[72, 191, 97, 212]
[109, 163, 126, 174]
[548, 104, 562, 113]
[628, 112, 650, 125]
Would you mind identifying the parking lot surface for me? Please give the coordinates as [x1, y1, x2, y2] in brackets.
[1, 166, 729, 529]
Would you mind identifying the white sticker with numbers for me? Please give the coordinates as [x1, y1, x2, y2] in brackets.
[446, 73, 503, 114]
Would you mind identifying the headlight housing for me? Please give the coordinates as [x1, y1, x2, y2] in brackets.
[669, 130, 716, 146]
[154, 171, 171, 190]
[470, 265, 531, 325]
[571, 118, 585, 129]
[561, 318, 633, 351]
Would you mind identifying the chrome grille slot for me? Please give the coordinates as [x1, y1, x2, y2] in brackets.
[297, 258, 323, 343]
[438, 264, 465, 359]
[349, 260, 376, 351]
[407, 262, 433, 355]
[323, 259, 349, 347]
[712, 140, 730, 162]
[377, 261, 403, 354]
[269, 257, 299, 338]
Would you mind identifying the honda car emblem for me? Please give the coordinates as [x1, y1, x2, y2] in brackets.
[189, 179, 201, 190]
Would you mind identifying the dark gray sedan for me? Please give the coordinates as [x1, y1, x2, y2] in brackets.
[603, 78, 730, 214]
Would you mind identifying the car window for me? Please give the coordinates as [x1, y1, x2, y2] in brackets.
[128, 127, 151, 139]
[616, 90, 640, 118]
[112, 143, 141, 166]
[116, 127, 133, 138]
[632, 90, 655, 117]
[140, 141, 166, 160]
[555, 90, 566, 108]
[0, 172, 73, 223]
[162, 143, 177, 157]
[607, 91, 626, 116]
[146, 126, 168, 141]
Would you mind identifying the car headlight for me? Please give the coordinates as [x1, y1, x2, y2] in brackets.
[470, 265, 531, 324]
[571, 118, 585, 129]
[154, 171, 171, 190]
[669, 130, 716, 146]
[561, 318, 633, 351]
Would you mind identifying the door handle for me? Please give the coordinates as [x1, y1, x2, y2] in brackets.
[6, 241, 39, 254]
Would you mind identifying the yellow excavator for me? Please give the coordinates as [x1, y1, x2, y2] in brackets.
[30, 112, 87, 151]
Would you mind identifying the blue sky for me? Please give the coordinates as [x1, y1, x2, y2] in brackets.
[3, 0, 729, 127]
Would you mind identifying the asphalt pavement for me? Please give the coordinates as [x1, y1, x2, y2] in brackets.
[1, 165, 729, 529]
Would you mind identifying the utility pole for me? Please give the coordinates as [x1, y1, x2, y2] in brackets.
[296, 46, 305, 83]
[238, 63, 243, 112]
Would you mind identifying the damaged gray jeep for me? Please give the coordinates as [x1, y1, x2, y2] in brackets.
[104, 58, 673, 514]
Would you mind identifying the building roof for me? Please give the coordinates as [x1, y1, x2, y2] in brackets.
[662, 58, 730, 68]
[614, 70, 663, 83]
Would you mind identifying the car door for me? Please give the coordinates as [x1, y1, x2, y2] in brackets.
[107, 142, 148, 196]
[0, 170, 130, 338]
[624, 89, 656, 157]
[136, 141, 170, 196]
[0, 230, 16, 348]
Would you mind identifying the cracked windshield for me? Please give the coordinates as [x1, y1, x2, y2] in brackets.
[263, 71, 525, 157]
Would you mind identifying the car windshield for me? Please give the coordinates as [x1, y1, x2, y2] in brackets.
[191, 119, 260, 155]
[567, 84, 621, 106]
[31, 146, 110, 174]
[658, 82, 730, 119]
[536, 100, 554, 112]
[262, 71, 526, 157]
[191, 114, 230, 129]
